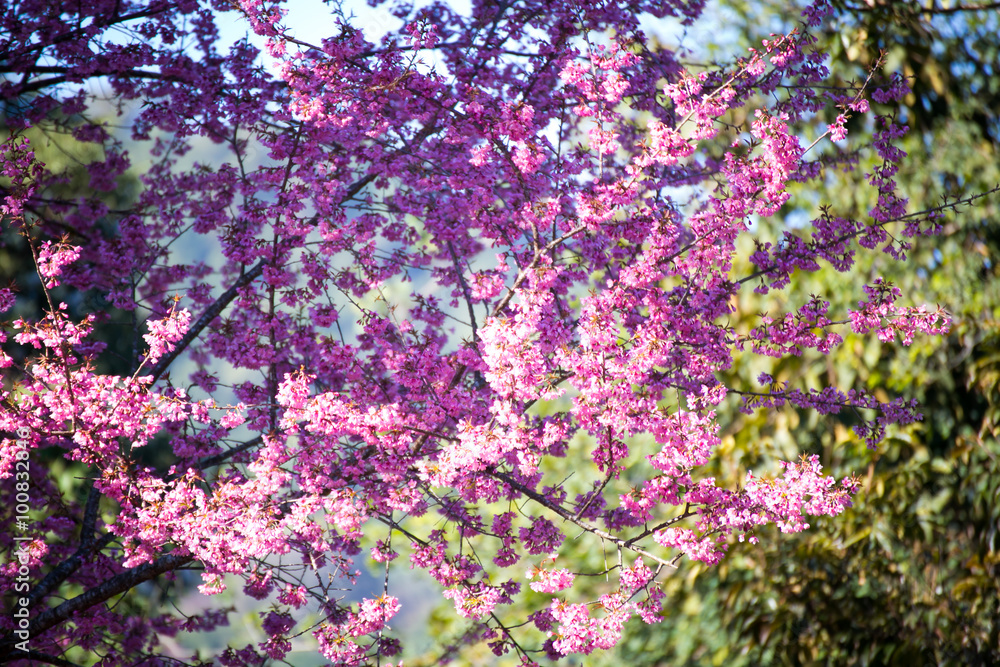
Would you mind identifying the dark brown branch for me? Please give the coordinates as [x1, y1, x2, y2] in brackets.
[448, 240, 480, 342]
[149, 260, 265, 382]
[79, 481, 101, 552]
[24, 532, 116, 610]
[0, 650, 81, 667]
[1, 554, 194, 657]
[4, 69, 182, 96]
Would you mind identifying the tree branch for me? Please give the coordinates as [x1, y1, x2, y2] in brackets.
[0, 650, 82, 667]
[24, 532, 116, 612]
[149, 260, 265, 382]
[0, 554, 194, 657]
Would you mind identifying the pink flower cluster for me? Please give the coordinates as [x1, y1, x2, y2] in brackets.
[36, 241, 81, 289]
[655, 455, 856, 564]
[850, 278, 950, 344]
[528, 565, 575, 593]
[143, 306, 193, 364]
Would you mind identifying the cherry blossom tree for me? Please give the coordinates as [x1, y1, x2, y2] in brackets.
[0, 0, 987, 664]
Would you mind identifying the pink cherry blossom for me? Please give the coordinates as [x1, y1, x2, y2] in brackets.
[528, 566, 576, 593]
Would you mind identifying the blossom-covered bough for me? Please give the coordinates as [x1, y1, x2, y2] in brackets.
[0, 0, 982, 664]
